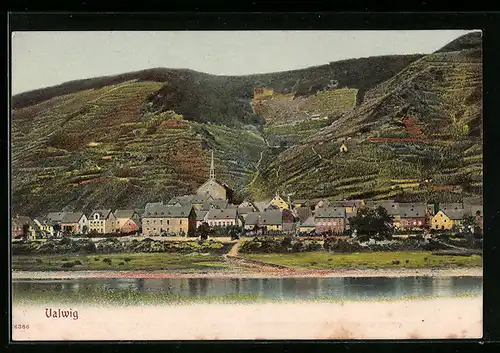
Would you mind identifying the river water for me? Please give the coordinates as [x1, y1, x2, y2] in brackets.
[12, 276, 482, 301]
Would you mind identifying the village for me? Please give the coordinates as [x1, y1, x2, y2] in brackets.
[12, 150, 483, 242]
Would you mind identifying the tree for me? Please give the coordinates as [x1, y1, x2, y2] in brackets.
[348, 206, 394, 241]
[228, 225, 241, 240]
[197, 222, 212, 240]
[82, 225, 89, 235]
[462, 215, 477, 233]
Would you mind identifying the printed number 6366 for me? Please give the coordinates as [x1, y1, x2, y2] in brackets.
[13, 324, 30, 329]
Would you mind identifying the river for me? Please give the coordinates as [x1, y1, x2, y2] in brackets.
[12, 276, 482, 302]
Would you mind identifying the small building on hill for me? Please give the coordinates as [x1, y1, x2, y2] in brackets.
[339, 143, 348, 153]
[253, 87, 274, 100]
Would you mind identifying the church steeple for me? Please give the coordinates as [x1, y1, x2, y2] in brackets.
[210, 150, 215, 179]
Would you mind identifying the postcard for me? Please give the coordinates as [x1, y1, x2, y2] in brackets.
[10, 29, 483, 340]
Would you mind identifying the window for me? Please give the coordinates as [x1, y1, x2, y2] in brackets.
[180, 220, 182, 225]
[418, 221, 422, 226]
[167, 220, 170, 225]
[147, 220, 150, 224]
[160, 220, 163, 224]
[413, 221, 417, 226]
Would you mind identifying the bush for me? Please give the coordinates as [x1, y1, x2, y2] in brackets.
[119, 262, 125, 266]
[281, 236, 293, 249]
[102, 258, 112, 265]
[124, 257, 132, 262]
[307, 241, 322, 252]
[73, 260, 82, 265]
[94, 257, 100, 261]
[61, 262, 75, 268]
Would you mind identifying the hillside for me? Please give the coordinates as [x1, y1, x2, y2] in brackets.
[249, 43, 482, 203]
[13, 54, 422, 127]
[11, 53, 423, 216]
[11, 81, 267, 216]
[11, 33, 481, 216]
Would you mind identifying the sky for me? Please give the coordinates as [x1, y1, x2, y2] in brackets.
[11, 30, 476, 95]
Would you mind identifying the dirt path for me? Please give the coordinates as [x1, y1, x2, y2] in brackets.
[222, 239, 309, 275]
[226, 239, 243, 257]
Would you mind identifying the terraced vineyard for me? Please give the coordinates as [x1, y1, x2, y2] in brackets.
[251, 43, 482, 203]
[11, 32, 482, 215]
[12, 81, 266, 216]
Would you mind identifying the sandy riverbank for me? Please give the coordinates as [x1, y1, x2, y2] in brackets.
[11, 267, 482, 280]
[12, 296, 482, 340]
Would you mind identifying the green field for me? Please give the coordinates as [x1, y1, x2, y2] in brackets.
[242, 251, 482, 269]
[12, 253, 230, 272]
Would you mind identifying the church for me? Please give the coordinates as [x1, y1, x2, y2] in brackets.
[196, 150, 233, 201]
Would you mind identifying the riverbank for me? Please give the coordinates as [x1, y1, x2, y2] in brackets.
[12, 250, 482, 272]
[11, 266, 482, 280]
[12, 297, 482, 340]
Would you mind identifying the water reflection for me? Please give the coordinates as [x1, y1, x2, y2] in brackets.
[13, 276, 482, 301]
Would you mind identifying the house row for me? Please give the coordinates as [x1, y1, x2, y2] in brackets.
[292, 199, 484, 235]
[12, 191, 483, 239]
[12, 209, 142, 240]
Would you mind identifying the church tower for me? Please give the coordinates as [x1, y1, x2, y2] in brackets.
[210, 150, 215, 179]
[196, 149, 232, 201]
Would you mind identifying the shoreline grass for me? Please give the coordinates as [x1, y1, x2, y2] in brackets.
[241, 251, 482, 269]
[12, 250, 483, 272]
[12, 253, 231, 272]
